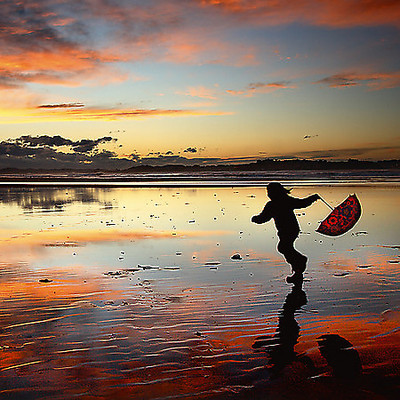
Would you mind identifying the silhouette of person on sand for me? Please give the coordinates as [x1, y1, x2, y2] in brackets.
[252, 182, 320, 285]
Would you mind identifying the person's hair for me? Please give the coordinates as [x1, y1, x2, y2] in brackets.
[267, 182, 291, 199]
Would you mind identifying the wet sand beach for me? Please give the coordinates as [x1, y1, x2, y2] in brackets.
[0, 183, 399, 399]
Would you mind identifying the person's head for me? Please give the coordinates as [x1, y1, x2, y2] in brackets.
[267, 182, 291, 200]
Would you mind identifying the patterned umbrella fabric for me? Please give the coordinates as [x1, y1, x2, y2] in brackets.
[317, 194, 361, 236]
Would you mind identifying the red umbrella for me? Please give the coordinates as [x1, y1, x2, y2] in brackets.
[317, 194, 361, 236]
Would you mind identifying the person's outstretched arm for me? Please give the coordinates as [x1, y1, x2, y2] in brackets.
[291, 194, 320, 209]
[251, 202, 272, 224]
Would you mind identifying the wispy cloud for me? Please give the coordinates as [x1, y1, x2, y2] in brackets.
[198, 0, 400, 28]
[45, 107, 229, 121]
[292, 143, 400, 160]
[1, 104, 231, 123]
[226, 81, 295, 96]
[38, 103, 85, 109]
[0, 0, 258, 93]
[315, 71, 400, 90]
[0, 1, 148, 91]
[177, 86, 218, 100]
[0, 0, 131, 89]
[159, 30, 259, 66]
[1, 0, 398, 96]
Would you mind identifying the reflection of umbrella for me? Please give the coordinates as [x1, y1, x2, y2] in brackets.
[317, 194, 361, 236]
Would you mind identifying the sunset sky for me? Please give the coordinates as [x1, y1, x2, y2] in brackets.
[0, 0, 399, 168]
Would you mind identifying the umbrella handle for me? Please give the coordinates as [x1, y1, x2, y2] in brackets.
[319, 196, 334, 210]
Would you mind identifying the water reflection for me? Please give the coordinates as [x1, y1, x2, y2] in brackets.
[0, 185, 398, 399]
[252, 287, 315, 377]
[252, 285, 363, 384]
[0, 186, 111, 211]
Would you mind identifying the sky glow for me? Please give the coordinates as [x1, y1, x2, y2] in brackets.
[0, 0, 399, 168]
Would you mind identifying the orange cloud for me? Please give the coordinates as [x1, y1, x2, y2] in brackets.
[158, 26, 259, 67]
[177, 86, 218, 99]
[0, 104, 231, 123]
[40, 106, 231, 121]
[227, 81, 296, 97]
[0, 47, 128, 88]
[315, 71, 400, 89]
[199, 0, 400, 28]
[0, 89, 43, 110]
[0, 0, 258, 93]
[1, 0, 398, 97]
[82, 1, 259, 67]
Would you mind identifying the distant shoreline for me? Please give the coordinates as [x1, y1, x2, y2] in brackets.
[0, 168, 399, 187]
[0, 158, 398, 177]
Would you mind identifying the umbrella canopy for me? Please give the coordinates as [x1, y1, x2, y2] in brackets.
[317, 194, 361, 236]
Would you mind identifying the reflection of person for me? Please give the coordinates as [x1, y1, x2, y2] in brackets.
[252, 182, 320, 285]
[252, 286, 313, 375]
[252, 286, 362, 381]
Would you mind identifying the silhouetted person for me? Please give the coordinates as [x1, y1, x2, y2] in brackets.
[252, 182, 320, 285]
[252, 286, 314, 376]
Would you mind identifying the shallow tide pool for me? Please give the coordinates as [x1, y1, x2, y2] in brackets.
[0, 184, 399, 399]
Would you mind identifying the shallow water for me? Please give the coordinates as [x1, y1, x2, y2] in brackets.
[0, 184, 399, 399]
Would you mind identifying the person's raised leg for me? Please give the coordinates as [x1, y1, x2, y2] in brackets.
[277, 235, 307, 285]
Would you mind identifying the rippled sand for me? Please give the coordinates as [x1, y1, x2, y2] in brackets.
[0, 184, 399, 399]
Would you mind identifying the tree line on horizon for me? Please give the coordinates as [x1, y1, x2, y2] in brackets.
[0, 158, 398, 174]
